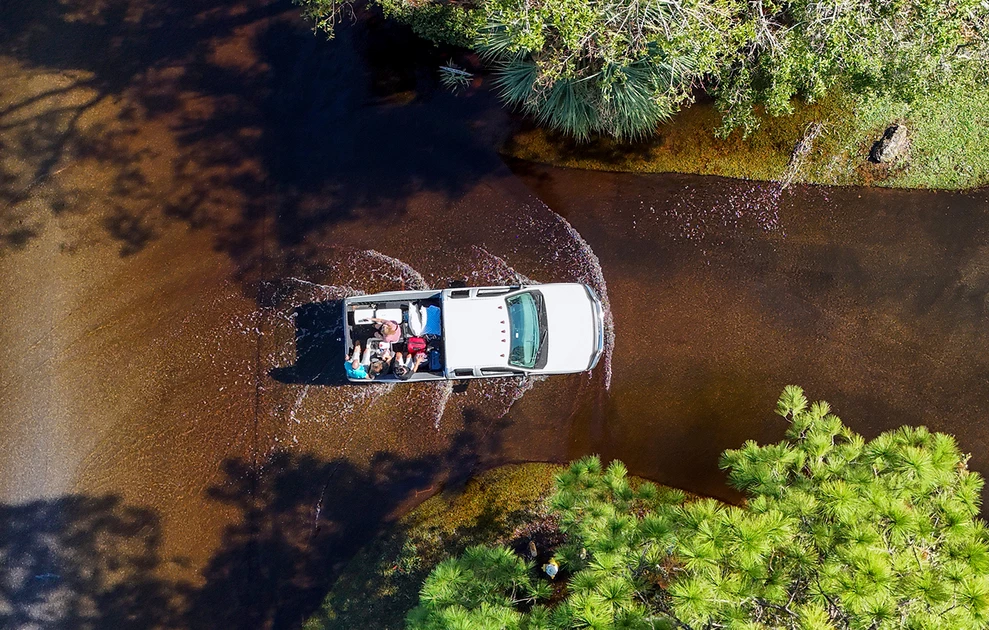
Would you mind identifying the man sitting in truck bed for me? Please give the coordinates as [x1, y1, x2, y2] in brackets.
[345, 343, 373, 380]
[346, 343, 393, 380]
[391, 351, 425, 380]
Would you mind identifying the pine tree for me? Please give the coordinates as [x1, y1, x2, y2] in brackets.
[406, 388, 989, 630]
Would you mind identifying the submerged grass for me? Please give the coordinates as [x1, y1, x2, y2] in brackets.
[503, 84, 989, 190]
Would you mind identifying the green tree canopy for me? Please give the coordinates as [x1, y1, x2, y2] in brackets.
[713, 0, 989, 132]
[297, 0, 988, 138]
[477, 0, 744, 140]
[407, 386, 989, 629]
[405, 545, 552, 630]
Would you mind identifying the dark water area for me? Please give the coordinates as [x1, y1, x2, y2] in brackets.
[1, 0, 988, 627]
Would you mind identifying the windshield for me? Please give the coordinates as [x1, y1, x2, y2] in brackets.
[506, 290, 547, 369]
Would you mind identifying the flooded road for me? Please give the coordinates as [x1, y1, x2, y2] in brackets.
[509, 164, 989, 500]
[1, 0, 988, 627]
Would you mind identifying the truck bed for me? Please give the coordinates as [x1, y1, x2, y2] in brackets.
[342, 291, 445, 382]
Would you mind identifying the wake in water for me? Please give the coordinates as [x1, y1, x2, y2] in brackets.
[259, 271, 394, 440]
[360, 250, 430, 290]
[463, 245, 535, 286]
[470, 374, 538, 420]
[251, 250, 446, 443]
[246, 210, 616, 442]
[509, 203, 616, 391]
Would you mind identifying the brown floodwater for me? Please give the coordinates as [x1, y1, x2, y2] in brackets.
[507, 163, 989, 503]
[1, 0, 988, 627]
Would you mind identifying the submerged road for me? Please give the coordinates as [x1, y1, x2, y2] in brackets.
[1, 0, 987, 627]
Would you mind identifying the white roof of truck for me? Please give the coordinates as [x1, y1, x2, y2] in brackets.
[444, 295, 510, 370]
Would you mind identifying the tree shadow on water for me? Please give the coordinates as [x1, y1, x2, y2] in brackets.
[190, 409, 510, 629]
[0, 0, 285, 254]
[0, 412, 510, 629]
[188, 452, 434, 629]
[0, 495, 188, 629]
[1, 0, 506, 281]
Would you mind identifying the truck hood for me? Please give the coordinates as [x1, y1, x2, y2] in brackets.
[539, 283, 597, 372]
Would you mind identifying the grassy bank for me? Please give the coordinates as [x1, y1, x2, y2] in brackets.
[503, 84, 989, 190]
[302, 464, 562, 630]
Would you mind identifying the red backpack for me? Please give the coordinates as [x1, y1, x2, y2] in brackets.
[407, 336, 427, 354]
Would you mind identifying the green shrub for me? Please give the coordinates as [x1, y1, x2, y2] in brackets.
[479, 0, 744, 141]
[376, 0, 484, 48]
[295, 0, 483, 47]
[713, 0, 989, 134]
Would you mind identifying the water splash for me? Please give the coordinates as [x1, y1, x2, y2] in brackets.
[262, 252, 439, 433]
[479, 375, 536, 419]
[360, 250, 429, 290]
[655, 181, 786, 243]
[284, 277, 362, 301]
[466, 246, 535, 286]
[524, 203, 615, 391]
[333, 382, 394, 417]
[259, 278, 392, 432]
[430, 381, 453, 430]
[289, 385, 310, 424]
[244, 237, 590, 445]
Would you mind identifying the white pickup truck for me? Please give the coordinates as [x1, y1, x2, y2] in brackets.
[342, 284, 605, 382]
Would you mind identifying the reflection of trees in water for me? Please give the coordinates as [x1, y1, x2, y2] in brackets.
[0, 410, 510, 629]
[0, 0, 499, 279]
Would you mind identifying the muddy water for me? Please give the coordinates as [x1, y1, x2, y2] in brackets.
[1, 0, 988, 627]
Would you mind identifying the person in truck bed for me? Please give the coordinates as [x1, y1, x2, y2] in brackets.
[391, 351, 426, 380]
[347, 344, 394, 380]
[368, 350, 394, 378]
[371, 317, 402, 343]
[345, 343, 373, 380]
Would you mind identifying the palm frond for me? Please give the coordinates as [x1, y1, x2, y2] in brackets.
[492, 59, 538, 107]
[534, 77, 599, 142]
[439, 61, 473, 94]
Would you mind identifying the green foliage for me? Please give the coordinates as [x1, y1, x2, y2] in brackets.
[504, 82, 989, 189]
[293, 0, 483, 47]
[478, 0, 741, 141]
[694, 386, 989, 629]
[297, 0, 989, 145]
[406, 546, 542, 630]
[304, 464, 560, 630]
[713, 0, 989, 134]
[836, 77, 989, 189]
[406, 389, 989, 630]
[376, 0, 485, 48]
[439, 61, 474, 93]
[294, 0, 349, 37]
